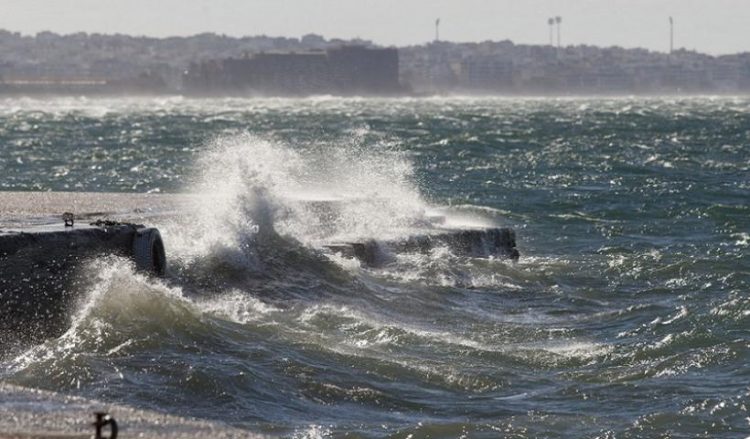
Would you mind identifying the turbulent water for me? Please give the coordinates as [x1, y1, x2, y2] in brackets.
[1, 96, 749, 438]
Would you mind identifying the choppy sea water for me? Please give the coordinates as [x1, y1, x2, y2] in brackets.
[0, 96, 749, 438]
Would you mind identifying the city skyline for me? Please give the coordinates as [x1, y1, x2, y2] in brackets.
[1, 0, 749, 55]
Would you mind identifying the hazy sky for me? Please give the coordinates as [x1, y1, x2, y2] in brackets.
[2, 0, 749, 54]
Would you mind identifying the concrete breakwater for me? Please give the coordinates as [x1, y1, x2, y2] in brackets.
[0, 191, 190, 228]
[0, 192, 182, 345]
[0, 191, 519, 344]
[324, 227, 519, 267]
[0, 222, 167, 345]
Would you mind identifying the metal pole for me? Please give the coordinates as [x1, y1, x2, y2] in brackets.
[548, 19, 554, 45]
[669, 17, 674, 54]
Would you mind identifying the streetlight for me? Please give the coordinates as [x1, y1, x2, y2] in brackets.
[669, 16, 674, 54]
[548, 18, 554, 46]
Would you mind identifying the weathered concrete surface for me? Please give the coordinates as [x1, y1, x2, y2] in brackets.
[0, 384, 268, 438]
[324, 227, 519, 266]
[0, 191, 188, 228]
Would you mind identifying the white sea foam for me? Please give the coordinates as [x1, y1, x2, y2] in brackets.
[292, 424, 332, 439]
[127, 131, 522, 297]
[156, 132, 433, 264]
[198, 290, 282, 324]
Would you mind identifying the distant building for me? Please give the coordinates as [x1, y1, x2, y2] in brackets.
[184, 46, 403, 96]
[459, 56, 513, 91]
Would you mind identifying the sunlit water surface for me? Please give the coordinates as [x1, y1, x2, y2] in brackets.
[1, 96, 749, 438]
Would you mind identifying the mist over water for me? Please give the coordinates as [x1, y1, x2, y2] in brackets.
[0, 96, 749, 437]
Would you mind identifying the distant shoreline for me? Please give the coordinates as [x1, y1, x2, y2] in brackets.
[2, 90, 750, 99]
[2, 30, 750, 96]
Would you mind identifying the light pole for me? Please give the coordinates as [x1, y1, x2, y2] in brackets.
[669, 16, 674, 54]
[435, 18, 440, 42]
[555, 16, 562, 48]
[548, 18, 554, 45]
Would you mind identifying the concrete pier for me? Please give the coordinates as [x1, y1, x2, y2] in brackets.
[324, 227, 519, 266]
[0, 192, 176, 345]
[0, 222, 168, 345]
[0, 191, 519, 342]
[0, 191, 187, 228]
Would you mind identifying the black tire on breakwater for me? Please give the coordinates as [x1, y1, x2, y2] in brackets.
[132, 228, 167, 276]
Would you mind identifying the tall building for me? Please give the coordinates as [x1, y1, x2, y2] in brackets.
[184, 46, 402, 96]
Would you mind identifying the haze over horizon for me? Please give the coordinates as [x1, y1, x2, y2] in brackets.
[2, 0, 749, 55]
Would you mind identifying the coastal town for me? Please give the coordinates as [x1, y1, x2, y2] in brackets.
[1, 29, 749, 95]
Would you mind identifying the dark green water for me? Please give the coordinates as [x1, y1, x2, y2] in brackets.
[0, 96, 748, 437]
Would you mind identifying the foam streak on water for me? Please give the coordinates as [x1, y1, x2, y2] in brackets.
[1, 96, 749, 438]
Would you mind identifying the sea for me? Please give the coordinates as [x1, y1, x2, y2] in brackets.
[0, 96, 748, 438]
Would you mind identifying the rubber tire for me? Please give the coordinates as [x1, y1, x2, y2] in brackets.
[132, 227, 166, 276]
